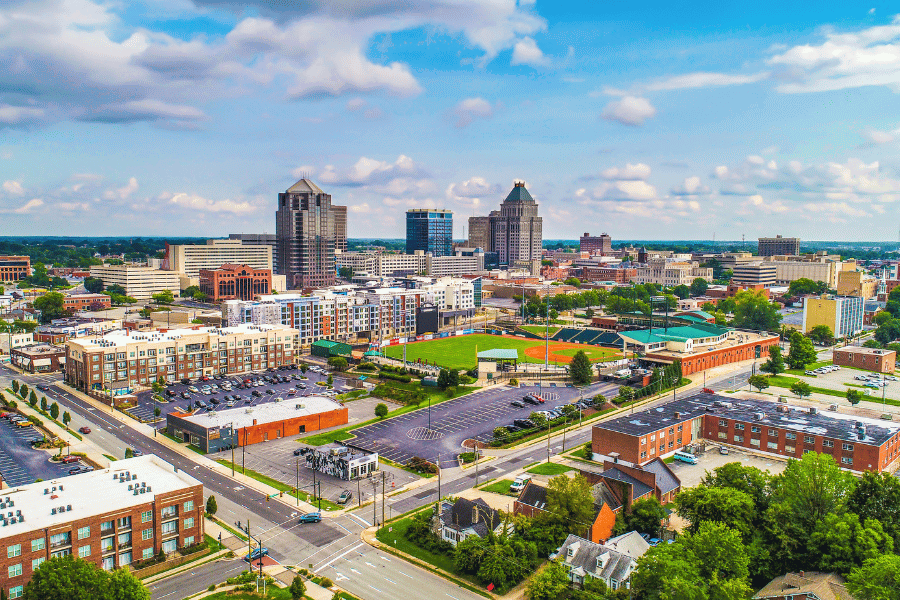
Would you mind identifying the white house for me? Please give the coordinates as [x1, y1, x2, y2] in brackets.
[558, 532, 650, 591]
[435, 498, 503, 547]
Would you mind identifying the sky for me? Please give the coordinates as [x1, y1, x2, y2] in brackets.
[3, 1, 900, 241]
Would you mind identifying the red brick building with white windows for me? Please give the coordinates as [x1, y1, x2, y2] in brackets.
[199, 263, 272, 302]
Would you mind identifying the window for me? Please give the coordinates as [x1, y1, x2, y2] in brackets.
[161, 506, 178, 519]
[718, 432, 727, 440]
[119, 551, 132, 567]
[767, 441, 778, 450]
[786, 445, 795, 453]
[842, 457, 853, 465]
[751, 426, 760, 433]
[117, 532, 131, 547]
[842, 443, 854, 451]
[734, 435, 744, 443]
[78, 545, 91, 558]
[823, 439, 834, 448]
[184, 536, 195, 547]
[142, 548, 154, 560]
[184, 500, 194, 512]
[141, 510, 152, 523]
[7, 544, 21, 558]
[8, 563, 22, 578]
[768, 429, 777, 436]
[49, 532, 71, 548]
[9, 587, 23, 600]
[102, 556, 115, 571]
[640, 438, 646, 445]
[118, 516, 131, 529]
[161, 521, 178, 535]
[101, 520, 114, 533]
[640, 451, 647, 459]
[184, 517, 194, 530]
[786, 432, 796, 440]
[718, 419, 727, 427]
[100, 538, 114, 553]
[804, 435, 815, 444]
[735, 423, 744, 431]
[77, 526, 90, 540]
[750, 439, 761, 447]
[31, 558, 45, 570]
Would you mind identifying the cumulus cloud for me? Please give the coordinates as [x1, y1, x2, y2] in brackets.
[319, 155, 428, 186]
[104, 177, 139, 201]
[452, 97, 498, 128]
[445, 176, 502, 208]
[3, 180, 24, 195]
[601, 96, 656, 126]
[602, 163, 651, 181]
[159, 191, 254, 214]
[670, 176, 710, 196]
[644, 71, 768, 91]
[511, 37, 550, 67]
[0, 105, 45, 126]
[0, 198, 44, 214]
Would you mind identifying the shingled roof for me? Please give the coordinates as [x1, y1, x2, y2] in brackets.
[516, 481, 548, 511]
[754, 572, 854, 600]
[440, 498, 501, 539]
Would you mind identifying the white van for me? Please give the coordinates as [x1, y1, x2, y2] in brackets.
[614, 368, 632, 378]
[509, 474, 532, 493]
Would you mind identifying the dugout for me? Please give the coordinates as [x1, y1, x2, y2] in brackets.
[477, 349, 518, 378]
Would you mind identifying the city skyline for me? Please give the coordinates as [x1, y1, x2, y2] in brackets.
[2, 2, 900, 240]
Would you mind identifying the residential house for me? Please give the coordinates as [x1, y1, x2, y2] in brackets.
[558, 532, 650, 592]
[435, 498, 502, 547]
[753, 571, 854, 600]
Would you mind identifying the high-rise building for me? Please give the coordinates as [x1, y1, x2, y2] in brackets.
[228, 234, 278, 272]
[491, 182, 542, 266]
[406, 209, 453, 256]
[758, 235, 800, 257]
[275, 178, 336, 289]
[467, 216, 491, 250]
[802, 295, 864, 337]
[580, 232, 612, 254]
[164, 239, 273, 279]
[333, 204, 348, 252]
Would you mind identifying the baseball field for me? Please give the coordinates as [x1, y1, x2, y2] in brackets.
[382, 333, 621, 372]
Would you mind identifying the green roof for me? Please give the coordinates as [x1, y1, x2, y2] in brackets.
[677, 314, 709, 324]
[478, 349, 519, 360]
[619, 324, 730, 345]
[502, 183, 535, 204]
[312, 340, 339, 348]
[363, 350, 382, 357]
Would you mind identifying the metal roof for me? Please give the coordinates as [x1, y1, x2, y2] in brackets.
[477, 349, 518, 359]
[619, 323, 730, 345]
[286, 178, 324, 194]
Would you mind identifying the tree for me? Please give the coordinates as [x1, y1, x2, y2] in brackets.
[19, 384, 28, 399]
[154, 406, 161, 418]
[632, 542, 706, 600]
[125, 448, 134, 459]
[105, 567, 150, 600]
[809, 512, 894, 575]
[29, 390, 37, 407]
[584, 307, 595, 318]
[205, 495, 217, 516]
[448, 369, 460, 387]
[193, 291, 209, 302]
[759, 345, 785, 376]
[289, 575, 306, 600]
[151, 290, 174, 304]
[375, 403, 388, 419]
[326, 374, 333, 386]
[702, 462, 772, 514]
[11, 380, 18, 394]
[300, 363, 308, 373]
[327, 357, 348, 371]
[50, 402, 59, 420]
[847, 470, 900, 546]
[563, 277, 581, 287]
[33, 291, 67, 322]
[23, 555, 149, 600]
[748, 374, 770, 393]
[529, 412, 548, 429]
[846, 554, 900, 600]
[672, 284, 691, 299]
[569, 350, 592, 385]
[546, 475, 595, 536]
[40, 396, 47, 411]
[846, 388, 863, 406]
[730, 290, 782, 332]
[790, 380, 811, 400]
[690, 277, 709, 297]
[674, 486, 756, 540]
[62, 412, 71, 428]
[786, 331, 817, 370]
[83, 277, 104, 293]
[616, 385, 634, 404]
[788, 278, 824, 296]
[526, 562, 569, 600]
[808, 325, 835, 346]
[682, 522, 752, 598]
[626, 497, 668, 536]
[437, 369, 450, 389]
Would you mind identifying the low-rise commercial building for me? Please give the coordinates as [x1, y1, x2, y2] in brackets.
[0, 256, 30, 282]
[592, 393, 900, 473]
[0, 455, 203, 598]
[34, 318, 121, 344]
[832, 346, 896, 374]
[62, 293, 111, 312]
[10, 344, 66, 373]
[165, 396, 348, 451]
[199, 264, 271, 302]
[88, 265, 181, 301]
[65, 323, 298, 392]
[802, 295, 864, 337]
[0, 333, 34, 355]
[732, 263, 777, 287]
[632, 259, 712, 287]
[164, 239, 273, 279]
[301, 444, 378, 480]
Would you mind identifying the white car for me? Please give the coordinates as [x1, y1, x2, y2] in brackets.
[188, 386, 199, 393]
[886, 375, 898, 381]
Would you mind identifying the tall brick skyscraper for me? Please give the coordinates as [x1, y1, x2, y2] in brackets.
[276, 178, 336, 289]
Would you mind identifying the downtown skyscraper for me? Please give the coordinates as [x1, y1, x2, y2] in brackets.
[275, 178, 337, 289]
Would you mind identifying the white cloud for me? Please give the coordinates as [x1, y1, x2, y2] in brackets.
[3, 180, 24, 195]
[591, 180, 658, 201]
[318, 155, 428, 186]
[643, 71, 768, 91]
[349, 203, 371, 213]
[670, 176, 710, 196]
[452, 97, 497, 128]
[602, 163, 651, 181]
[159, 192, 254, 214]
[0, 104, 44, 126]
[104, 177, 138, 200]
[601, 96, 656, 126]
[446, 176, 501, 208]
[511, 37, 550, 67]
[0, 198, 44, 214]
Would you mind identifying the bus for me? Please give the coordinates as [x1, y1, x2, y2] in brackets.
[673, 450, 698, 465]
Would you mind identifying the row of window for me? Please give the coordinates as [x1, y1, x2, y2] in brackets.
[719, 421, 854, 450]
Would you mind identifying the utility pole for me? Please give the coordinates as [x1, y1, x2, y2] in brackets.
[474, 446, 479, 487]
[241, 428, 245, 473]
[317, 481, 322, 511]
[312, 466, 317, 507]
[437, 453, 441, 502]
[381, 471, 386, 526]
[546, 419, 551, 463]
[295, 458, 299, 507]
[372, 478, 378, 526]
[357, 477, 362, 508]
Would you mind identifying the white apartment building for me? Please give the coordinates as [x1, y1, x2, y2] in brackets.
[335, 250, 484, 278]
[164, 240, 273, 279]
[412, 277, 475, 311]
[632, 259, 712, 287]
[0, 332, 33, 354]
[88, 265, 181, 301]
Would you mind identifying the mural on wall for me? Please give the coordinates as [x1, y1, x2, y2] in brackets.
[301, 446, 377, 481]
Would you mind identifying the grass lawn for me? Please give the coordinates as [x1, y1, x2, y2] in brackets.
[376, 516, 458, 574]
[476, 479, 516, 494]
[215, 460, 342, 511]
[525, 462, 573, 476]
[764, 374, 900, 406]
[382, 334, 618, 371]
[201, 589, 292, 600]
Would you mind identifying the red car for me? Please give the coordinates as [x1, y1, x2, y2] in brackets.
[60, 455, 80, 464]
[79, 426, 91, 434]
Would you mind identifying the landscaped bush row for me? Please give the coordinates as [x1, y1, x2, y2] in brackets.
[378, 371, 413, 383]
[406, 456, 438, 474]
[371, 384, 426, 406]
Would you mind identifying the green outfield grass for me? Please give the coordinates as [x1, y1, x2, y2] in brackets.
[382, 334, 619, 371]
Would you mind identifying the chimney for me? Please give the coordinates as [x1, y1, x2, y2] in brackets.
[253, 419, 257, 426]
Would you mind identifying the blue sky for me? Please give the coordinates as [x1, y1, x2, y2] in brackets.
[2, 1, 900, 241]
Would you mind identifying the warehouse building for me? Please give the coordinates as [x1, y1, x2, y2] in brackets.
[165, 395, 348, 452]
[310, 340, 351, 358]
[592, 392, 900, 473]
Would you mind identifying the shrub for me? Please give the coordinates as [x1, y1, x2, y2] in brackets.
[356, 362, 377, 372]
[179, 540, 208, 555]
[407, 456, 438, 474]
[509, 378, 518, 386]
[208, 584, 216, 592]
[375, 403, 388, 419]
[379, 371, 412, 383]
[320, 577, 334, 588]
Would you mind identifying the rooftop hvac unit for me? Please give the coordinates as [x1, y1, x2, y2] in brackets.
[51, 508, 56, 515]
[754, 412, 764, 420]
[809, 407, 818, 415]
[66, 505, 71, 512]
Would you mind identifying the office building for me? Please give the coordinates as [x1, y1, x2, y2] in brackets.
[592, 392, 900, 473]
[165, 396, 348, 452]
[732, 262, 777, 287]
[580, 232, 613, 254]
[406, 209, 453, 257]
[0, 257, 30, 282]
[61, 294, 111, 312]
[65, 323, 298, 392]
[467, 182, 542, 268]
[335, 249, 484, 278]
[87, 265, 180, 302]
[802, 295, 864, 337]
[164, 240, 273, 280]
[332, 205, 348, 252]
[837, 270, 878, 298]
[467, 216, 491, 251]
[832, 346, 896, 374]
[276, 178, 337, 289]
[767, 255, 844, 288]
[758, 235, 800, 257]
[228, 234, 278, 272]
[198, 264, 271, 302]
[0, 456, 203, 598]
[632, 259, 712, 287]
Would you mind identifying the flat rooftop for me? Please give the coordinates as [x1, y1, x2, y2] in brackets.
[0, 455, 201, 539]
[594, 392, 900, 446]
[13, 343, 65, 356]
[72, 322, 295, 349]
[174, 395, 344, 430]
[835, 346, 895, 356]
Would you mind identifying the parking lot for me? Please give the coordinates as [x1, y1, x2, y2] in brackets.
[665, 443, 789, 488]
[793, 365, 900, 402]
[0, 417, 77, 486]
[131, 366, 354, 426]
[209, 434, 418, 507]
[349, 380, 621, 468]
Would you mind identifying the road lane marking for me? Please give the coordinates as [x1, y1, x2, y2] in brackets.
[367, 584, 383, 593]
[316, 542, 364, 570]
[347, 513, 371, 527]
[384, 577, 396, 585]
[397, 571, 413, 578]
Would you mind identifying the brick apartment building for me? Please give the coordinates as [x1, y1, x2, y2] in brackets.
[832, 346, 896, 374]
[62, 293, 112, 312]
[65, 323, 298, 392]
[199, 263, 272, 302]
[592, 392, 900, 473]
[0, 456, 203, 599]
[0, 257, 30, 282]
[580, 266, 637, 284]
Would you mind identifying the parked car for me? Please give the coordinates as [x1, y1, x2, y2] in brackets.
[251, 390, 262, 397]
[69, 465, 94, 475]
[165, 390, 176, 397]
[510, 400, 525, 408]
[79, 426, 91, 434]
[514, 419, 536, 429]
[181, 392, 191, 399]
[245, 547, 269, 562]
[298, 512, 322, 523]
[337, 490, 352, 504]
[180, 378, 191, 385]
[60, 455, 80, 464]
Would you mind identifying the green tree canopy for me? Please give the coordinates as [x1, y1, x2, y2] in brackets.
[760, 345, 785, 375]
[847, 470, 900, 546]
[205, 495, 217, 516]
[289, 575, 306, 600]
[786, 331, 818, 369]
[23, 555, 148, 600]
[568, 350, 593, 385]
[672, 284, 691, 299]
[748, 374, 770, 392]
[846, 388, 863, 406]
[690, 278, 708, 297]
[151, 290, 174, 304]
[675, 486, 757, 540]
[33, 291, 67, 322]
[83, 277, 104, 293]
[702, 462, 772, 514]
[375, 403, 388, 418]
[730, 290, 782, 332]
[327, 356, 348, 371]
[790, 380, 812, 399]
[526, 562, 569, 600]
[809, 513, 894, 575]
[105, 284, 126, 296]
[808, 325, 835, 346]
[546, 474, 595, 537]
[846, 554, 900, 600]
[626, 497, 667, 537]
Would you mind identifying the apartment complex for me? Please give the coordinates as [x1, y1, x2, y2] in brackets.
[275, 178, 337, 289]
[406, 209, 453, 257]
[62, 293, 111, 312]
[837, 270, 878, 298]
[467, 181, 542, 268]
[0, 456, 203, 598]
[335, 249, 485, 278]
[732, 263, 777, 286]
[758, 235, 800, 257]
[579, 232, 613, 254]
[198, 264, 271, 302]
[802, 295, 864, 337]
[223, 288, 423, 346]
[88, 265, 180, 301]
[592, 393, 900, 473]
[65, 323, 299, 392]
[164, 239, 273, 279]
[0, 257, 30, 282]
[632, 259, 712, 287]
